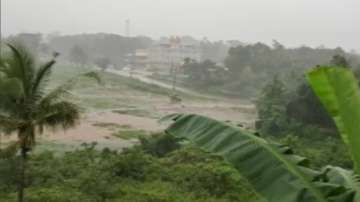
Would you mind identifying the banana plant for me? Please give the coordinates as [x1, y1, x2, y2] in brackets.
[163, 114, 358, 202]
[307, 67, 360, 174]
[163, 66, 360, 202]
[307, 66, 360, 202]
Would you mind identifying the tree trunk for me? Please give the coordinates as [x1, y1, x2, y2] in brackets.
[18, 147, 27, 202]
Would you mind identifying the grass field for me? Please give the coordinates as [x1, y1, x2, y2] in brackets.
[49, 63, 202, 113]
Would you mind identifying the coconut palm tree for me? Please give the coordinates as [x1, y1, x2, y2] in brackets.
[0, 44, 94, 202]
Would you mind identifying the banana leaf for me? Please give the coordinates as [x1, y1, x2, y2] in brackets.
[307, 67, 360, 174]
[164, 114, 355, 202]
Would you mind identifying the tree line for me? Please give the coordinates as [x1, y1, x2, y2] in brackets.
[181, 40, 360, 97]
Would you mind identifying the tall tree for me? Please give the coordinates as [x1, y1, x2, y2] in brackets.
[0, 44, 96, 202]
[255, 76, 288, 135]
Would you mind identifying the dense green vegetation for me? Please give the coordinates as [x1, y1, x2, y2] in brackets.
[164, 113, 357, 202]
[178, 42, 360, 98]
[181, 59, 228, 91]
[254, 58, 358, 169]
[255, 74, 352, 168]
[0, 135, 262, 202]
[2, 38, 360, 202]
[224, 43, 359, 97]
[163, 67, 360, 202]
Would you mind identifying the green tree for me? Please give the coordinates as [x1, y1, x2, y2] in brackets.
[255, 76, 288, 135]
[256, 72, 337, 136]
[0, 44, 89, 202]
[182, 59, 227, 88]
[330, 54, 349, 67]
[286, 81, 336, 130]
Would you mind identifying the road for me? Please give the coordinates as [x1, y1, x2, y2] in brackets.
[106, 68, 209, 97]
[105, 68, 254, 108]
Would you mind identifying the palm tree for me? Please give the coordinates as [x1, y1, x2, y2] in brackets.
[0, 44, 91, 202]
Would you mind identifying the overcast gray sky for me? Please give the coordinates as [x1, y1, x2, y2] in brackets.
[2, 0, 360, 51]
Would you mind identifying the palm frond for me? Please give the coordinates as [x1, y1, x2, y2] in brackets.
[80, 71, 102, 84]
[0, 74, 24, 119]
[38, 81, 74, 108]
[32, 59, 56, 98]
[0, 77, 23, 98]
[6, 43, 36, 96]
[0, 114, 24, 133]
[36, 101, 81, 131]
[37, 70, 102, 107]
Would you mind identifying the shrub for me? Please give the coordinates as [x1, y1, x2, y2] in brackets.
[0, 142, 262, 202]
[139, 133, 181, 157]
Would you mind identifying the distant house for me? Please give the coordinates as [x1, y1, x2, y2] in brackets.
[134, 49, 149, 68]
[134, 36, 201, 69]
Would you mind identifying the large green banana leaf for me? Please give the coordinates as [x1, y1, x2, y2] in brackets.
[307, 67, 360, 174]
[164, 114, 355, 202]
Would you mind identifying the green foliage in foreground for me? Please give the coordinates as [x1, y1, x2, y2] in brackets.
[307, 67, 360, 174]
[277, 134, 352, 169]
[255, 74, 336, 137]
[164, 114, 359, 202]
[0, 135, 262, 202]
[255, 70, 351, 169]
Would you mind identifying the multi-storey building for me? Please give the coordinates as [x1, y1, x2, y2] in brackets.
[134, 36, 201, 69]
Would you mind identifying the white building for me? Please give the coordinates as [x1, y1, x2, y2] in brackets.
[134, 36, 201, 69]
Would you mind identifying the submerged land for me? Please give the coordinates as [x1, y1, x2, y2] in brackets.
[1, 63, 256, 153]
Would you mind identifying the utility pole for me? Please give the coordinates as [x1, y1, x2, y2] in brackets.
[172, 62, 177, 92]
[169, 46, 177, 92]
[125, 19, 132, 77]
[170, 36, 182, 93]
[125, 19, 130, 38]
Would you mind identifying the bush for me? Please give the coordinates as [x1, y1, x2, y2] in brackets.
[279, 134, 352, 169]
[139, 133, 181, 157]
[27, 186, 92, 202]
[0, 141, 262, 202]
[111, 149, 158, 181]
[162, 147, 261, 200]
